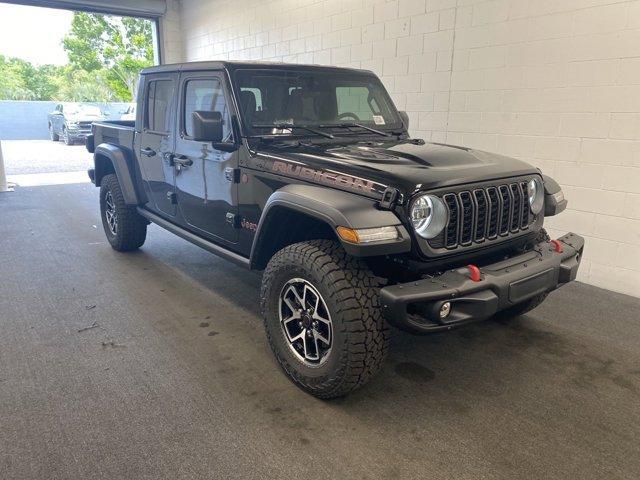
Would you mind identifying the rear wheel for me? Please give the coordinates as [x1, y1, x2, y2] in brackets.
[100, 173, 147, 251]
[261, 240, 389, 399]
[49, 124, 59, 141]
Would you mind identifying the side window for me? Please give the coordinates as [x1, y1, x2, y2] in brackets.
[145, 80, 173, 133]
[183, 78, 232, 140]
[336, 86, 381, 122]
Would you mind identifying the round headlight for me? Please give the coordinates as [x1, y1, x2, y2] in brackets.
[410, 194, 448, 239]
[528, 177, 544, 215]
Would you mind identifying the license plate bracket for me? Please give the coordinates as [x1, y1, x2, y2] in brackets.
[508, 268, 556, 303]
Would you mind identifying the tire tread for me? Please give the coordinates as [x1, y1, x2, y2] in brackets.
[100, 174, 147, 251]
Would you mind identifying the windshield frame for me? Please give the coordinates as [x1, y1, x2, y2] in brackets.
[231, 67, 404, 138]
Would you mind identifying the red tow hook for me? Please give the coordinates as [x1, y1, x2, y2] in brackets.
[467, 264, 482, 282]
[550, 239, 564, 253]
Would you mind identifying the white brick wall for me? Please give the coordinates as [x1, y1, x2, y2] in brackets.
[173, 0, 640, 297]
[160, 0, 183, 64]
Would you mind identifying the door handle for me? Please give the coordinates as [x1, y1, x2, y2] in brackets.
[172, 155, 193, 167]
[141, 147, 156, 157]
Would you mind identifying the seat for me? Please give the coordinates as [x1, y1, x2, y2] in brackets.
[240, 90, 257, 125]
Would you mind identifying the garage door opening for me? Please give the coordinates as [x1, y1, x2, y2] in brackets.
[0, 1, 159, 188]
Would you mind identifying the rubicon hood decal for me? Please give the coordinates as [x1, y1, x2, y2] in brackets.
[258, 153, 388, 197]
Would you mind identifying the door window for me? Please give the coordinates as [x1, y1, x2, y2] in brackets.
[145, 80, 173, 133]
[183, 78, 232, 140]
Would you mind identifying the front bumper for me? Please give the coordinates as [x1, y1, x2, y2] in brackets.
[67, 129, 91, 139]
[380, 232, 584, 333]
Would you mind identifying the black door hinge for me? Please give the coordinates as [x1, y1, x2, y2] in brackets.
[224, 167, 241, 183]
[226, 212, 242, 228]
[378, 187, 399, 210]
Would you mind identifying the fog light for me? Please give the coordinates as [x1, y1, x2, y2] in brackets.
[439, 302, 451, 319]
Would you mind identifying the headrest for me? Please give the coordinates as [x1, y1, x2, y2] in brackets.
[240, 90, 256, 115]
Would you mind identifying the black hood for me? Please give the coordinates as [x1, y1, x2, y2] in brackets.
[254, 139, 540, 200]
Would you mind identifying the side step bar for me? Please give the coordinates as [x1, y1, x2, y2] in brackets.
[136, 207, 251, 269]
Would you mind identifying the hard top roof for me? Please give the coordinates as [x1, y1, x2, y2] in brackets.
[140, 60, 374, 76]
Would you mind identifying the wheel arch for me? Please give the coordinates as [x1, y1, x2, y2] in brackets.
[249, 184, 410, 270]
[93, 144, 140, 205]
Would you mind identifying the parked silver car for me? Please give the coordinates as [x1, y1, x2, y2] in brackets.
[48, 103, 105, 145]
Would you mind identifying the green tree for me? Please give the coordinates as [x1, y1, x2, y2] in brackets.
[53, 67, 117, 102]
[0, 55, 62, 100]
[62, 12, 153, 101]
[0, 55, 31, 99]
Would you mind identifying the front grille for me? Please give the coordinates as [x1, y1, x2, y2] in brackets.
[429, 180, 533, 250]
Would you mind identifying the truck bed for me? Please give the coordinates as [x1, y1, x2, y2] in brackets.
[88, 120, 136, 153]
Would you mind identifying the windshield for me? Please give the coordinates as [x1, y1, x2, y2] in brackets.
[234, 69, 401, 136]
[66, 104, 102, 116]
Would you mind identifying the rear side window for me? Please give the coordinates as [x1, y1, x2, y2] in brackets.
[146, 80, 173, 133]
[183, 78, 232, 139]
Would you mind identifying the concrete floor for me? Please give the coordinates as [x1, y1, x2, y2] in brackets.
[2, 139, 93, 176]
[1, 183, 639, 480]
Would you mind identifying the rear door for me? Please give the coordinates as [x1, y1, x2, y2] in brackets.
[137, 74, 177, 217]
[173, 72, 238, 244]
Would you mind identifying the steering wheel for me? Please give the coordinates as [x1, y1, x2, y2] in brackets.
[337, 112, 360, 121]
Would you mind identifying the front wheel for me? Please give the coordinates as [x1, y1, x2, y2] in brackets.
[100, 174, 147, 251]
[62, 127, 73, 145]
[261, 240, 389, 399]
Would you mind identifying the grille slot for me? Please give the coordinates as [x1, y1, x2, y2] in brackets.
[473, 189, 488, 241]
[428, 179, 535, 251]
[459, 191, 473, 245]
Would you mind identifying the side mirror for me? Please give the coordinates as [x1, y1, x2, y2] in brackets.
[192, 110, 223, 142]
[398, 111, 410, 130]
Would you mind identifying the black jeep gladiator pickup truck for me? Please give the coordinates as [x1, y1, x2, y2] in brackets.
[87, 61, 583, 398]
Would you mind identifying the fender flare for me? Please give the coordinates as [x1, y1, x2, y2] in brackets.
[250, 184, 411, 268]
[542, 174, 567, 216]
[94, 143, 140, 205]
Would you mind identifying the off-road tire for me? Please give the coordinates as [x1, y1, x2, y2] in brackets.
[100, 173, 147, 251]
[498, 228, 551, 319]
[261, 240, 390, 399]
[49, 124, 59, 142]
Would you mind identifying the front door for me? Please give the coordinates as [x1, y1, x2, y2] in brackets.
[138, 74, 177, 217]
[173, 73, 238, 244]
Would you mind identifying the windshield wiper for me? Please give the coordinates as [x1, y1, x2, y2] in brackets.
[251, 123, 334, 139]
[318, 123, 391, 137]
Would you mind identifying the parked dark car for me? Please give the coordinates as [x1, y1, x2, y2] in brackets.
[87, 61, 582, 398]
[48, 103, 105, 145]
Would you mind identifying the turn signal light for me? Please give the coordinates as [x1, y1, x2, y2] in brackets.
[336, 226, 399, 244]
[337, 226, 360, 243]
